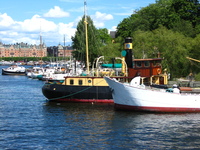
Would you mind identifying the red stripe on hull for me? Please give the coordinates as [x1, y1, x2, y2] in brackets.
[115, 104, 200, 113]
[49, 98, 114, 103]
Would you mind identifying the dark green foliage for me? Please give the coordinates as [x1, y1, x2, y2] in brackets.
[116, 0, 200, 79]
[194, 72, 200, 80]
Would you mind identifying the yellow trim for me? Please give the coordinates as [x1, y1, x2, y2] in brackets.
[63, 77, 108, 86]
[124, 43, 132, 49]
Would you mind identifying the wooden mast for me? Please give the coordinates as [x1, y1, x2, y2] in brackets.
[84, 0, 89, 75]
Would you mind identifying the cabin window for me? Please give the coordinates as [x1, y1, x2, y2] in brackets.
[88, 80, 92, 83]
[132, 62, 135, 68]
[153, 60, 161, 67]
[144, 61, 150, 67]
[153, 61, 157, 67]
[79, 80, 83, 85]
[70, 79, 74, 85]
[136, 61, 142, 67]
[157, 60, 161, 66]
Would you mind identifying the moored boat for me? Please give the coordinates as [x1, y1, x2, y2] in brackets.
[42, 1, 168, 103]
[42, 36, 168, 103]
[105, 76, 200, 113]
[2, 65, 26, 75]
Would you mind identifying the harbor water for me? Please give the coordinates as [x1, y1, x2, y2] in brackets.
[1, 66, 200, 149]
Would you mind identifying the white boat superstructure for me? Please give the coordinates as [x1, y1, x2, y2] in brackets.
[30, 67, 44, 79]
[2, 65, 26, 75]
[104, 77, 200, 113]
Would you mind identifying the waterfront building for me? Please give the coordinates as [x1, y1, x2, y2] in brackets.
[58, 44, 74, 57]
[0, 42, 47, 58]
[47, 44, 74, 58]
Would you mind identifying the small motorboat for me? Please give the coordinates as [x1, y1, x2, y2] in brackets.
[2, 65, 26, 75]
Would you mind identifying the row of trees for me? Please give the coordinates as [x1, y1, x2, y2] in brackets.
[71, 0, 200, 79]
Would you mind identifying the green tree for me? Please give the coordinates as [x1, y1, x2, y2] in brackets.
[116, 17, 134, 38]
[132, 27, 192, 78]
[71, 16, 102, 65]
[97, 28, 112, 45]
[116, 0, 200, 38]
[187, 34, 200, 74]
[171, 0, 200, 27]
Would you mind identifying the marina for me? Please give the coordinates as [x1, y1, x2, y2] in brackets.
[1, 65, 200, 149]
[1, 0, 200, 148]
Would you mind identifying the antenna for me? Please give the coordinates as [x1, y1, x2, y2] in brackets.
[84, 0, 87, 18]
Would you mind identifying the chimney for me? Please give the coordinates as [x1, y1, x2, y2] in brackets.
[124, 37, 133, 68]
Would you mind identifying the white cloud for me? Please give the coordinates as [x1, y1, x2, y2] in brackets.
[43, 6, 70, 18]
[0, 10, 114, 46]
[0, 13, 15, 28]
[57, 22, 76, 43]
[94, 11, 113, 21]
[92, 11, 113, 28]
[17, 15, 57, 33]
[0, 12, 74, 46]
[109, 26, 117, 31]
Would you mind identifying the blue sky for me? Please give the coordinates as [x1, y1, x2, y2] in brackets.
[0, 0, 156, 46]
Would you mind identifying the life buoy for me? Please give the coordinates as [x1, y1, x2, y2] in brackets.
[157, 69, 161, 74]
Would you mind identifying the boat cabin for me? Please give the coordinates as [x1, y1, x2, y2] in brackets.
[128, 58, 168, 85]
[62, 76, 108, 86]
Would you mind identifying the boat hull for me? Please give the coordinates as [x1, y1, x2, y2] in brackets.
[2, 69, 26, 75]
[114, 104, 200, 113]
[105, 77, 200, 113]
[42, 83, 113, 103]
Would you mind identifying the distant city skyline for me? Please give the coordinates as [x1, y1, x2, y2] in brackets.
[0, 0, 156, 46]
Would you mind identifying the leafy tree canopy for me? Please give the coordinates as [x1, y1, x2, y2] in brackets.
[71, 16, 102, 65]
[116, 0, 200, 78]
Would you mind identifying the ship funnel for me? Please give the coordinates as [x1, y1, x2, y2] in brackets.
[124, 37, 133, 68]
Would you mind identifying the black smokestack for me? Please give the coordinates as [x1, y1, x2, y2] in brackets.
[124, 37, 133, 68]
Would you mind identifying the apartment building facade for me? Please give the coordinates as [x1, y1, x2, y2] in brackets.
[0, 42, 47, 58]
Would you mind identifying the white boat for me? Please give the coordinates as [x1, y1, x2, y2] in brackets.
[43, 73, 71, 84]
[30, 67, 44, 79]
[104, 76, 200, 113]
[2, 65, 26, 75]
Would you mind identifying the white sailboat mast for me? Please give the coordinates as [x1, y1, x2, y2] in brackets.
[84, 0, 89, 74]
[39, 22, 43, 61]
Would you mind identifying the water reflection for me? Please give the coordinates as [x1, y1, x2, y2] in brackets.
[111, 111, 200, 149]
[42, 102, 200, 149]
[42, 102, 115, 149]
